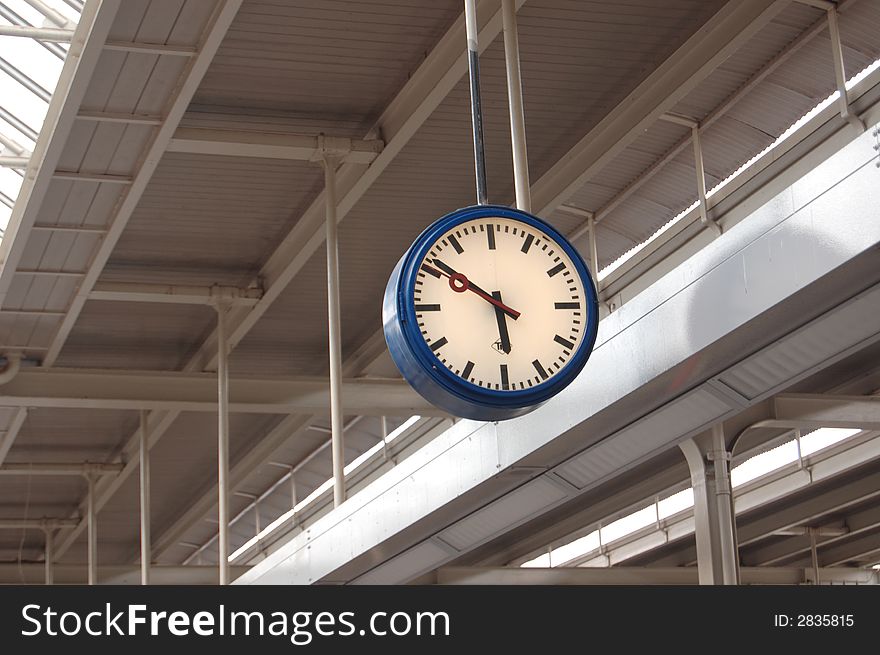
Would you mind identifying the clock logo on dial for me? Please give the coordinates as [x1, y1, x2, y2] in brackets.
[383, 205, 599, 421]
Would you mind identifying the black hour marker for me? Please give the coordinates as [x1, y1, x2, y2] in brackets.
[554, 334, 575, 350]
[448, 234, 464, 254]
[554, 302, 581, 310]
[430, 337, 448, 351]
[500, 364, 509, 390]
[415, 303, 441, 312]
[487, 223, 496, 250]
[421, 264, 441, 278]
[462, 360, 475, 380]
[521, 234, 534, 253]
[547, 262, 566, 277]
[532, 359, 549, 380]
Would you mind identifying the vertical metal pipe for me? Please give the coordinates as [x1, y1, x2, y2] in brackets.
[290, 470, 298, 508]
[324, 157, 346, 508]
[380, 415, 389, 461]
[827, 7, 849, 119]
[587, 217, 599, 290]
[501, 0, 530, 212]
[710, 425, 738, 585]
[139, 409, 151, 585]
[216, 302, 230, 585]
[691, 126, 709, 224]
[464, 0, 488, 204]
[691, 125, 721, 236]
[810, 528, 821, 585]
[44, 528, 54, 585]
[826, 7, 862, 129]
[87, 474, 96, 585]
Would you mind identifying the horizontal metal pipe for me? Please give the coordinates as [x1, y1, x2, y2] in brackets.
[0, 518, 79, 529]
[0, 462, 123, 476]
[0, 24, 73, 42]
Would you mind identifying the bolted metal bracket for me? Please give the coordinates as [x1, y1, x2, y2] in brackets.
[312, 135, 351, 164]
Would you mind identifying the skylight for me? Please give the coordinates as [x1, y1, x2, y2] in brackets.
[521, 427, 866, 568]
[0, 0, 81, 235]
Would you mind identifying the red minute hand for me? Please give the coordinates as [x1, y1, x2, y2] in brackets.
[425, 260, 521, 320]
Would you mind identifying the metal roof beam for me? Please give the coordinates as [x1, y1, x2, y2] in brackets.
[795, 0, 835, 10]
[51, 171, 132, 184]
[758, 394, 880, 431]
[0, 367, 437, 416]
[529, 0, 788, 216]
[818, 531, 880, 567]
[89, 282, 263, 306]
[149, 336, 390, 562]
[0, 518, 79, 529]
[0, 156, 28, 169]
[182, 0, 525, 375]
[435, 566, 877, 585]
[103, 41, 196, 56]
[59, 0, 526, 566]
[0, 24, 73, 42]
[0, 462, 123, 476]
[166, 128, 384, 164]
[744, 504, 880, 566]
[76, 110, 163, 125]
[0, 564, 250, 585]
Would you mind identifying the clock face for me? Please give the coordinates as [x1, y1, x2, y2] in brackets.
[411, 215, 587, 392]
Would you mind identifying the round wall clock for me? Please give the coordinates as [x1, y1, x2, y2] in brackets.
[383, 204, 599, 421]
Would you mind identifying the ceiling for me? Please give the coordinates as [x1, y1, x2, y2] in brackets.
[0, 0, 878, 581]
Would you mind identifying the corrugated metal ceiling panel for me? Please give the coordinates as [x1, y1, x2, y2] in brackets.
[10, 408, 137, 459]
[54, 300, 216, 370]
[103, 154, 323, 287]
[196, 0, 462, 127]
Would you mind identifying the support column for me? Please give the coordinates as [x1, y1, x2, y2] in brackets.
[826, 6, 864, 130]
[502, 0, 530, 212]
[587, 216, 599, 290]
[691, 125, 720, 235]
[139, 409, 151, 585]
[810, 528, 821, 585]
[44, 527, 54, 585]
[380, 416, 389, 461]
[679, 424, 739, 585]
[323, 155, 346, 508]
[86, 473, 97, 585]
[215, 300, 231, 585]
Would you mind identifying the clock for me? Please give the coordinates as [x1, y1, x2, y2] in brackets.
[383, 204, 599, 421]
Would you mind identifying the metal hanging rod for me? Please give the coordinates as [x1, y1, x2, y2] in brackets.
[463, 0, 488, 205]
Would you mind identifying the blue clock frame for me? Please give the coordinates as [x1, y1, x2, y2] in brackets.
[383, 204, 600, 421]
